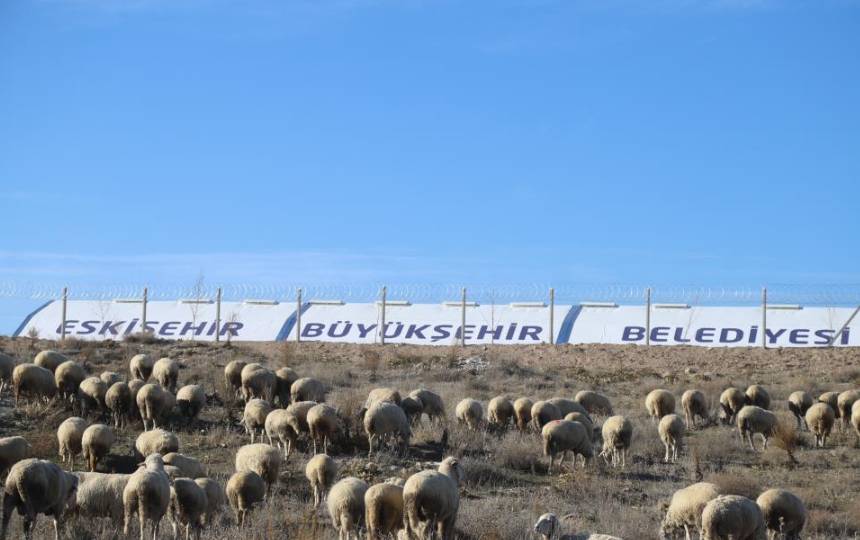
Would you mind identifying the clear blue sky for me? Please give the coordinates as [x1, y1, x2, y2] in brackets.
[1, 0, 859, 331]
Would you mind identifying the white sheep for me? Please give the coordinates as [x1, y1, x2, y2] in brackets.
[57, 417, 89, 470]
[128, 379, 146, 421]
[78, 376, 108, 416]
[105, 381, 132, 429]
[817, 391, 840, 417]
[291, 377, 326, 403]
[307, 403, 341, 454]
[305, 453, 337, 509]
[745, 385, 770, 410]
[327, 477, 369, 540]
[0, 458, 78, 540]
[755, 488, 806, 540]
[542, 420, 593, 473]
[0, 436, 32, 479]
[365, 387, 402, 410]
[82, 424, 115, 472]
[659, 414, 685, 463]
[787, 391, 813, 430]
[455, 398, 484, 430]
[123, 453, 171, 540]
[265, 409, 299, 459]
[285, 400, 318, 439]
[0, 353, 16, 394]
[365, 480, 404, 540]
[804, 402, 835, 448]
[193, 477, 225, 528]
[700, 495, 767, 540]
[487, 396, 514, 428]
[514, 397, 534, 431]
[226, 470, 265, 528]
[681, 389, 709, 428]
[564, 412, 595, 442]
[737, 406, 777, 452]
[163, 453, 206, 479]
[659, 482, 722, 540]
[574, 391, 614, 416]
[407, 389, 446, 424]
[243, 399, 273, 443]
[135, 429, 180, 459]
[241, 363, 277, 403]
[169, 477, 208, 540]
[600, 415, 633, 468]
[72, 471, 131, 522]
[364, 400, 411, 456]
[402, 457, 464, 540]
[152, 357, 179, 393]
[719, 388, 747, 425]
[33, 350, 67, 373]
[548, 398, 591, 419]
[837, 389, 860, 430]
[100, 371, 122, 387]
[531, 400, 563, 430]
[400, 396, 424, 425]
[176, 384, 206, 422]
[646, 389, 676, 421]
[129, 353, 154, 382]
[54, 361, 86, 403]
[274, 367, 299, 407]
[224, 360, 247, 399]
[12, 363, 57, 406]
[235, 443, 280, 498]
[136, 383, 176, 431]
[852, 400, 860, 443]
[533, 513, 622, 540]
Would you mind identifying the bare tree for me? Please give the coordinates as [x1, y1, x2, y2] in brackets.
[187, 272, 206, 341]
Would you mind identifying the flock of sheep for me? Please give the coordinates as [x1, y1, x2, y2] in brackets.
[0, 347, 858, 540]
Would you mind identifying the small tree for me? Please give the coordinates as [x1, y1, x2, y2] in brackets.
[187, 272, 206, 341]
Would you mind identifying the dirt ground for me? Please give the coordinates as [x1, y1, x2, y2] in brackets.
[1, 337, 858, 539]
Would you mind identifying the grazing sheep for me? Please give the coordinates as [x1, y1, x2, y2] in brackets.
[12, 364, 57, 406]
[542, 420, 593, 473]
[163, 453, 206, 479]
[487, 396, 514, 429]
[365, 387, 402, 410]
[745, 385, 771, 410]
[600, 415, 633, 468]
[574, 391, 614, 416]
[853, 401, 860, 443]
[720, 388, 747, 425]
[531, 400, 563, 430]
[737, 406, 778, 452]
[274, 367, 299, 407]
[818, 391, 840, 417]
[152, 358, 179, 393]
[265, 409, 299, 459]
[224, 360, 247, 399]
[659, 482, 722, 540]
[72, 471, 131, 521]
[407, 389, 446, 424]
[100, 371, 122, 387]
[128, 379, 146, 421]
[240, 364, 277, 403]
[226, 471, 265, 528]
[681, 390, 709, 428]
[514, 397, 534, 431]
[176, 385, 206, 422]
[235, 444, 280, 497]
[787, 391, 813, 430]
[755, 488, 806, 540]
[135, 429, 180, 459]
[837, 389, 860, 429]
[243, 399, 273, 444]
[0, 458, 79, 540]
[365, 481, 404, 540]
[54, 361, 86, 402]
[364, 401, 411, 456]
[700, 495, 767, 540]
[123, 454, 171, 540]
[82, 424, 115, 472]
[646, 389, 676, 421]
[455, 398, 484, 430]
[804, 402, 835, 448]
[136, 383, 176, 431]
[57, 417, 88, 470]
[659, 414, 685, 463]
[402, 457, 464, 540]
[400, 396, 424, 424]
[291, 377, 326, 403]
[305, 454, 337, 509]
[307, 403, 341, 454]
[169, 477, 208, 540]
[327, 477, 368, 540]
[548, 398, 590, 419]
[564, 412, 595, 442]
[193, 478, 225, 528]
[105, 382, 132, 429]
[285, 400, 318, 437]
[0, 353, 16, 394]
[0, 437, 32, 479]
[533, 513, 622, 540]
[130, 354, 155, 382]
[78, 376, 108, 416]
[33, 350, 66, 373]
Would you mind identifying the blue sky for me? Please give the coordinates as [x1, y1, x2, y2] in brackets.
[1, 0, 860, 330]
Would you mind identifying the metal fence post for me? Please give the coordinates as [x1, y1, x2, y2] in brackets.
[761, 287, 767, 349]
[142, 287, 148, 334]
[215, 287, 222, 343]
[380, 286, 387, 345]
[549, 287, 555, 345]
[645, 287, 651, 346]
[296, 288, 303, 343]
[830, 305, 860, 346]
[61, 287, 68, 342]
[460, 287, 467, 347]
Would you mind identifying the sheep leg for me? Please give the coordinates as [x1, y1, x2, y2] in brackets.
[663, 442, 670, 463]
[152, 517, 161, 540]
[762, 435, 769, 450]
[0, 493, 14, 540]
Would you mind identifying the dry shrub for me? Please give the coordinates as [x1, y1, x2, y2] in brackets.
[492, 431, 543, 473]
[708, 471, 762, 500]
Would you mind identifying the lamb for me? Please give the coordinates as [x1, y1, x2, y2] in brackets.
[755, 488, 806, 540]
[81, 424, 115, 472]
[658, 414, 685, 463]
[224, 360, 247, 399]
[163, 453, 206, 479]
[533, 513, 622, 540]
[176, 384, 206, 422]
[407, 389, 446, 424]
[0, 353, 15, 394]
[78, 376, 108, 416]
[548, 398, 591, 419]
[54, 361, 86, 402]
[817, 391, 840, 417]
[243, 399, 273, 443]
[135, 429, 180, 459]
[307, 403, 341, 454]
[514, 397, 534, 431]
[105, 382, 132, 429]
[455, 398, 484, 430]
[787, 391, 813, 430]
[57, 417, 89, 470]
[240, 363, 277, 402]
[542, 420, 593, 473]
[531, 400, 563, 430]
[265, 409, 299, 459]
[123, 453, 171, 540]
[305, 453, 337, 509]
[100, 371, 122, 387]
[291, 377, 326, 403]
[0, 458, 79, 540]
[564, 412, 595, 442]
[33, 350, 66, 373]
[364, 400, 411, 456]
[235, 443, 280, 497]
[487, 396, 514, 428]
[169, 477, 208, 540]
[12, 363, 57, 406]
[719, 388, 747, 425]
[365, 480, 403, 539]
[804, 402, 835, 448]
[130, 354, 155, 382]
[681, 389, 709, 428]
[659, 482, 722, 540]
[646, 389, 676, 421]
[836, 389, 860, 429]
[193, 477, 225, 527]
[152, 357, 179, 393]
[72, 471, 131, 522]
[700, 495, 767, 540]
[274, 367, 299, 407]
[745, 385, 771, 410]
[226, 471, 265, 527]
[136, 383, 176, 431]
[402, 457, 464, 540]
[0, 437, 32, 479]
[737, 406, 778, 452]
[600, 415, 633, 468]
[574, 391, 614, 416]
[327, 477, 368, 540]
